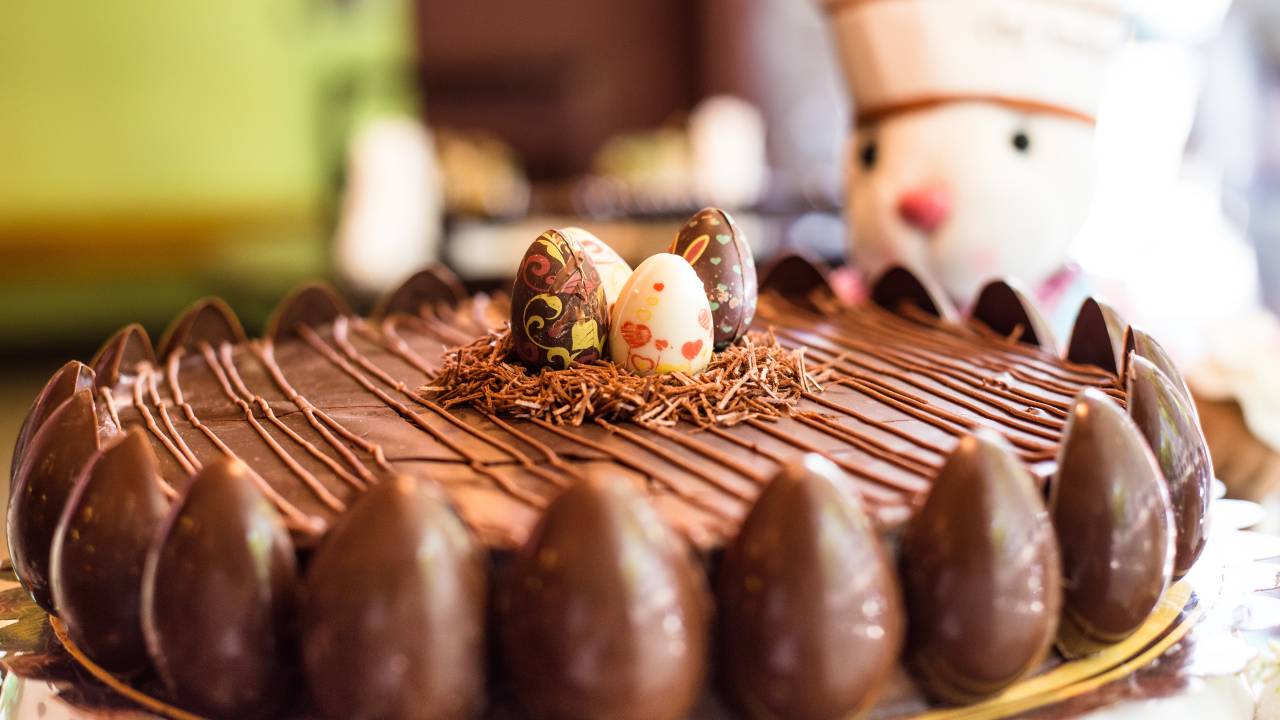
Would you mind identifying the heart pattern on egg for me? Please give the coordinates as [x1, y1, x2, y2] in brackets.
[682, 340, 703, 360]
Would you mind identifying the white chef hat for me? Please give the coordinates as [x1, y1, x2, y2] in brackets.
[821, 0, 1129, 124]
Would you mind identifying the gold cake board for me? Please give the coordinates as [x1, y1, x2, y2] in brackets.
[45, 581, 1197, 720]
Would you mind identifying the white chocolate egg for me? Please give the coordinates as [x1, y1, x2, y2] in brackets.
[563, 227, 632, 306]
[609, 253, 714, 376]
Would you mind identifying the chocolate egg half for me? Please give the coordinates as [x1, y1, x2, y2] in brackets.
[900, 432, 1061, 704]
[1126, 354, 1211, 579]
[142, 458, 299, 718]
[718, 455, 903, 719]
[670, 207, 757, 349]
[1051, 389, 1175, 657]
[10, 360, 94, 484]
[509, 229, 609, 372]
[51, 428, 169, 673]
[8, 389, 104, 613]
[302, 476, 487, 720]
[498, 472, 709, 720]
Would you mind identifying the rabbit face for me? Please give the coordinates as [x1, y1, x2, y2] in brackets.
[847, 102, 1097, 304]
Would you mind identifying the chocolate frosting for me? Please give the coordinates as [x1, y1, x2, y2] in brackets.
[90, 324, 154, 389]
[8, 389, 105, 612]
[141, 457, 299, 718]
[717, 454, 903, 719]
[301, 476, 487, 720]
[50, 428, 169, 673]
[970, 279, 1057, 352]
[900, 431, 1061, 704]
[156, 298, 247, 358]
[1051, 389, 1174, 657]
[1126, 354, 1211, 579]
[10, 360, 94, 482]
[869, 265, 958, 322]
[1065, 298, 1126, 374]
[498, 472, 709, 720]
[268, 283, 353, 341]
[375, 265, 467, 319]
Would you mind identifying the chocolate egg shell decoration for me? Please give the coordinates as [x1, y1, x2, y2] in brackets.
[1051, 389, 1175, 658]
[609, 253, 714, 375]
[900, 432, 1061, 704]
[8, 389, 105, 613]
[718, 455, 903, 720]
[1126, 353, 1211, 579]
[670, 207, 757, 350]
[10, 360, 94, 486]
[302, 476, 488, 720]
[142, 457, 300, 719]
[509, 229, 609, 372]
[498, 472, 709, 720]
[562, 226, 632, 306]
[51, 428, 170, 674]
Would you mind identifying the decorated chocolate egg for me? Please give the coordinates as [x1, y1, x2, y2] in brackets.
[670, 207, 757, 350]
[510, 229, 609, 372]
[563, 227, 632, 306]
[609, 253, 714, 375]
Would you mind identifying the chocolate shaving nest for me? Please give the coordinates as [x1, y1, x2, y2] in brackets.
[421, 326, 830, 428]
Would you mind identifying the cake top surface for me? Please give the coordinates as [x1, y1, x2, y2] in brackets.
[89, 262, 1122, 551]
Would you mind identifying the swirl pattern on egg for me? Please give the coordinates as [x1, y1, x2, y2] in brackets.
[509, 229, 609, 372]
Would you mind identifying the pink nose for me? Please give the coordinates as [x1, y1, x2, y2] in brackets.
[897, 187, 951, 234]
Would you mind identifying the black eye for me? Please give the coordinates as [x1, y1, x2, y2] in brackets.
[1012, 130, 1031, 153]
[859, 140, 878, 170]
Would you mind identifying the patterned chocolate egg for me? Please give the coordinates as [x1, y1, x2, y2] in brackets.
[670, 207, 757, 350]
[609, 253, 714, 375]
[563, 227, 632, 306]
[510, 229, 609, 372]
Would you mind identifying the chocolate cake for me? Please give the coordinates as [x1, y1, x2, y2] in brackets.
[6, 253, 1211, 719]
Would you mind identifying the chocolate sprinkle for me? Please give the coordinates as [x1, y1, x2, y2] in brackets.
[423, 326, 826, 428]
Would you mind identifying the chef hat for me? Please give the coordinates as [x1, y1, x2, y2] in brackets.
[821, 0, 1128, 124]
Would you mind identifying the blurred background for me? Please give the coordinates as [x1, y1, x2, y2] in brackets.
[0, 0, 1278, 497]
